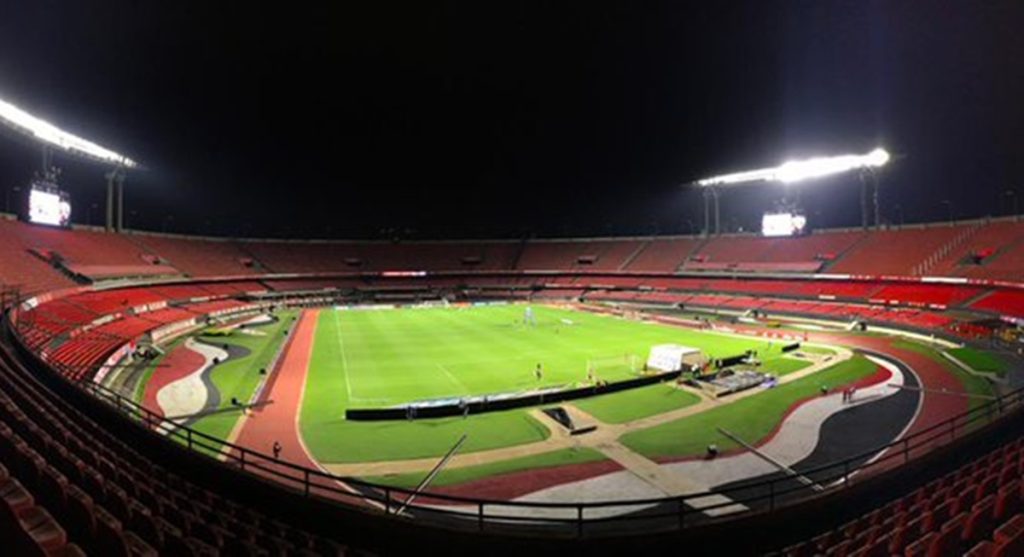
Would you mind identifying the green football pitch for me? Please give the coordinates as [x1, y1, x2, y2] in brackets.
[298, 304, 819, 464]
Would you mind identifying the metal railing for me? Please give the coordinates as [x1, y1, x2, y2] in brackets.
[75, 367, 1023, 538]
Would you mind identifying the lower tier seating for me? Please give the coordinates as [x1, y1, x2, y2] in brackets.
[776, 437, 1024, 557]
[0, 337, 354, 555]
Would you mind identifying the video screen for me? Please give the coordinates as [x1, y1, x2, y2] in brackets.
[762, 212, 807, 237]
[28, 187, 72, 227]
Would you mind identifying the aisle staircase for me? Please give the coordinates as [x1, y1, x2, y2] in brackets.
[915, 224, 982, 276]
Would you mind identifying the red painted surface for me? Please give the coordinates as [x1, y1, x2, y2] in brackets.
[232, 309, 321, 469]
[141, 342, 206, 418]
[412, 459, 624, 504]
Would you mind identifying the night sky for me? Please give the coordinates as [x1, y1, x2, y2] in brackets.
[0, 2, 1022, 239]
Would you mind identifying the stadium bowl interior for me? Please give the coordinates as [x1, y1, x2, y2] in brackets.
[2, 216, 1024, 555]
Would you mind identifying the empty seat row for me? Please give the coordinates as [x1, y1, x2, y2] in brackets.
[777, 438, 1024, 556]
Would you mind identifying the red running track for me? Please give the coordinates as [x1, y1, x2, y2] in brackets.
[233, 309, 321, 468]
[226, 310, 369, 506]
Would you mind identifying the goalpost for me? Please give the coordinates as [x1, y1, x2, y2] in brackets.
[585, 354, 641, 380]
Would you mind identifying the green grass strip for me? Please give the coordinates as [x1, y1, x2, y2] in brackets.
[619, 355, 877, 459]
[890, 339, 994, 412]
[947, 347, 1011, 377]
[573, 382, 700, 424]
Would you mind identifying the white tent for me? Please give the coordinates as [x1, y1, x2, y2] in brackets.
[646, 344, 704, 372]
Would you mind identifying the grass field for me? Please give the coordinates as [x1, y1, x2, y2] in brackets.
[573, 382, 701, 424]
[299, 304, 819, 463]
[891, 340, 995, 412]
[947, 347, 1011, 377]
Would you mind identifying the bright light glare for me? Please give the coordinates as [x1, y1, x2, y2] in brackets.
[697, 148, 889, 187]
[0, 97, 137, 168]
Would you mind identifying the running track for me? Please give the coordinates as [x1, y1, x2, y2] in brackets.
[229, 309, 361, 499]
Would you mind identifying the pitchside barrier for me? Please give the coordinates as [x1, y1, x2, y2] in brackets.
[344, 369, 684, 421]
[781, 342, 801, 353]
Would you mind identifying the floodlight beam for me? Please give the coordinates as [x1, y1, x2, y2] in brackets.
[696, 148, 889, 188]
[0, 97, 138, 169]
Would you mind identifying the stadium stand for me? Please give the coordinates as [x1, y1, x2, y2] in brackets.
[622, 237, 702, 272]
[971, 290, 1024, 319]
[870, 283, 985, 308]
[959, 221, 1024, 281]
[689, 230, 864, 270]
[242, 239, 522, 273]
[6, 217, 1024, 282]
[0, 334, 350, 555]
[516, 239, 645, 271]
[134, 234, 257, 277]
[829, 226, 963, 276]
[4, 214, 1024, 554]
[777, 438, 1024, 557]
[920, 220, 1024, 277]
[0, 218, 76, 294]
[0, 220, 179, 281]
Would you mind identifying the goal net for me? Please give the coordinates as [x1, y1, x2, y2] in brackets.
[585, 354, 642, 381]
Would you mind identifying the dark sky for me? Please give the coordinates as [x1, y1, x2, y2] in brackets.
[0, 1, 1022, 239]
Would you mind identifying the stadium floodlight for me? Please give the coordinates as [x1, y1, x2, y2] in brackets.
[696, 148, 889, 187]
[0, 97, 137, 169]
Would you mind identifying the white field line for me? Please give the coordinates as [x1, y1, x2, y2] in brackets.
[332, 310, 354, 400]
[436, 363, 470, 394]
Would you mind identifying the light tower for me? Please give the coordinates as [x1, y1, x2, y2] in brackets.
[0, 95, 139, 232]
[692, 148, 892, 235]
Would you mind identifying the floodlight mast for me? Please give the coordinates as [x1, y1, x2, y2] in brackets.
[692, 148, 891, 234]
[0, 95, 139, 233]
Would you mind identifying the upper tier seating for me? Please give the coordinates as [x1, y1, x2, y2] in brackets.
[623, 238, 701, 272]
[691, 230, 864, 269]
[134, 235, 256, 276]
[5, 217, 1024, 298]
[0, 220, 178, 280]
[0, 219, 74, 294]
[243, 240, 520, 273]
[957, 222, 1024, 281]
[922, 221, 1024, 277]
[516, 240, 645, 271]
[830, 226, 963, 276]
